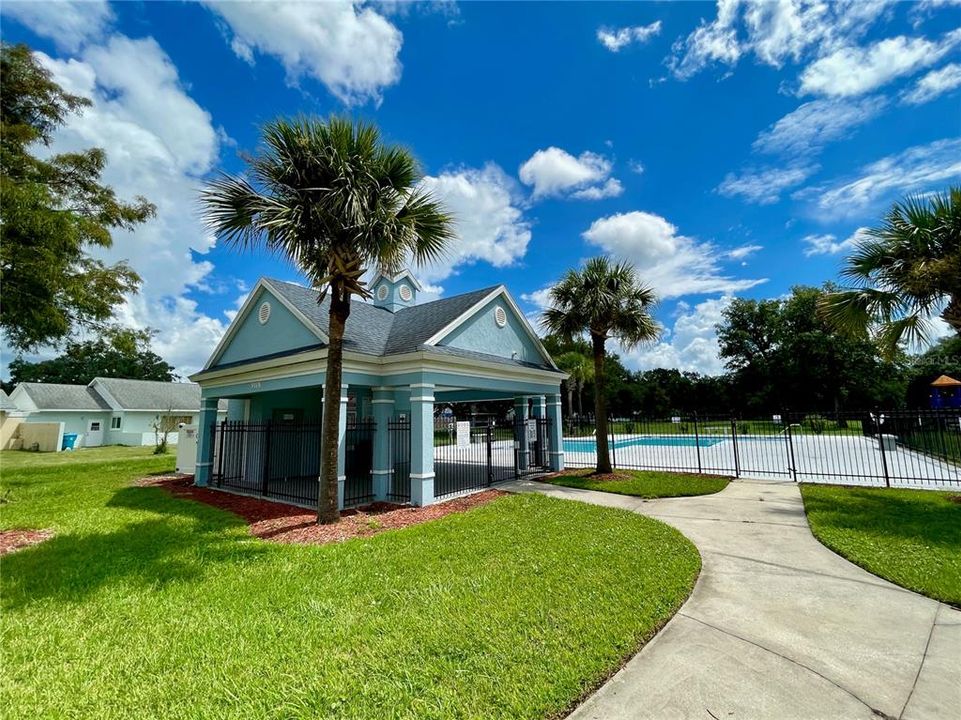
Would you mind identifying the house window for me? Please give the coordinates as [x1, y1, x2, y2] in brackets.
[111, 417, 121, 430]
[89, 421, 101, 431]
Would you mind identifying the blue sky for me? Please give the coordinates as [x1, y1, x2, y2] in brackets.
[2, 0, 960, 377]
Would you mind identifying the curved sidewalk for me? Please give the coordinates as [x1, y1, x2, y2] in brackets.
[502, 477, 960, 720]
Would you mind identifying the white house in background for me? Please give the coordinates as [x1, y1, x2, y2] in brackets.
[8, 378, 227, 449]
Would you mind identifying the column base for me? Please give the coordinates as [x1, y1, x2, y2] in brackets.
[410, 472, 435, 507]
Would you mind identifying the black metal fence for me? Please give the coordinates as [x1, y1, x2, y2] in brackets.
[344, 419, 375, 506]
[564, 409, 960, 488]
[387, 418, 411, 502]
[212, 418, 377, 507]
[212, 420, 322, 505]
[432, 418, 552, 499]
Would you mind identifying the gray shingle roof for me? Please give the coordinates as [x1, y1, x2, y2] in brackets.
[263, 279, 504, 358]
[17, 383, 112, 411]
[384, 286, 501, 355]
[91, 378, 221, 411]
[0, 390, 19, 412]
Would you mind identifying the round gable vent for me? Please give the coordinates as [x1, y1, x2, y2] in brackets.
[377, 284, 389, 301]
[494, 306, 507, 328]
[399, 284, 413, 302]
[258, 301, 271, 325]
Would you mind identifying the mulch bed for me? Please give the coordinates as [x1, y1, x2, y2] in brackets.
[0, 529, 54, 556]
[138, 475, 506, 546]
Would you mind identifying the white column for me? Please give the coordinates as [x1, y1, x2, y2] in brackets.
[547, 392, 565, 471]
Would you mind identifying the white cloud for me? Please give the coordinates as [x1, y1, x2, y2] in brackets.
[807, 138, 961, 214]
[1, 0, 113, 51]
[203, 0, 403, 105]
[416, 164, 531, 291]
[717, 164, 816, 204]
[619, 296, 734, 375]
[802, 227, 869, 256]
[727, 244, 763, 260]
[902, 62, 961, 104]
[33, 36, 224, 377]
[799, 30, 961, 97]
[570, 178, 624, 200]
[518, 146, 618, 200]
[597, 21, 662, 52]
[628, 159, 645, 174]
[753, 96, 888, 156]
[668, 0, 892, 79]
[581, 211, 766, 298]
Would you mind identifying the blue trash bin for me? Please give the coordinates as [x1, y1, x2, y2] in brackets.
[62, 433, 78, 451]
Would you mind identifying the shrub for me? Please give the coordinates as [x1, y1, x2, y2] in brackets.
[153, 440, 168, 455]
[805, 414, 828, 434]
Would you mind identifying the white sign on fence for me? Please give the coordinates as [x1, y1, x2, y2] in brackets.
[772, 414, 782, 424]
[527, 418, 537, 442]
[671, 416, 681, 424]
[456, 421, 471, 448]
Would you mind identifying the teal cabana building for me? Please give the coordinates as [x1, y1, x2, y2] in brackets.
[189, 270, 566, 508]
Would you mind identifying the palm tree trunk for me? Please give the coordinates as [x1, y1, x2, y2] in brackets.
[576, 382, 583, 417]
[318, 288, 350, 524]
[592, 333, 612, 474]
[566, 381, 574, 420]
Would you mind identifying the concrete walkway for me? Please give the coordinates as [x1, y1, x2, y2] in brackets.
[502, 477, 960, 719]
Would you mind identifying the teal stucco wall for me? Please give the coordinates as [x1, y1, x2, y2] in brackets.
[215, 288, 321, 367]
[439, 296, 546, 365]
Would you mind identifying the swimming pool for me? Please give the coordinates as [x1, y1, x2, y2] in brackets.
[563, 436, 727, 452]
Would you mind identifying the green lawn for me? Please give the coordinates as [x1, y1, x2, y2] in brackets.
[547, 469, 730, 498]
[1, 444, 167, 470]
[800, 484, 961, 606]
[1, 448, 700, 719]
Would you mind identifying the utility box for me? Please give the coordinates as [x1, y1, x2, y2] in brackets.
[879, 434, 897, 452]
[176, 424, 198, 473]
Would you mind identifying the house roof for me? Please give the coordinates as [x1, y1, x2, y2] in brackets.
[263, 279, 506, 358]
[91, 378, 215, 411]
[0, 390, 19, 412]
[12, 379, 228, 413]
[16, 383, 112, 411]
[931, 374, 961, 388]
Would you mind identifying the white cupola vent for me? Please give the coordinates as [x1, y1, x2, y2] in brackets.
[377, 284, 389, 301]
[399, 284, 413, 302]
[258, 301, 271, 325]
[494, 306, 507, 328]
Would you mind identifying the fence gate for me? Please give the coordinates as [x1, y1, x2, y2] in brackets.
[433, 420, 519, 499]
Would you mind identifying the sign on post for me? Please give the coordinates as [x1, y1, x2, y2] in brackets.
[456, 421, 471, 448]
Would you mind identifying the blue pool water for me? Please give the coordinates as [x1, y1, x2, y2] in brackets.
[563, 436, 727, 452]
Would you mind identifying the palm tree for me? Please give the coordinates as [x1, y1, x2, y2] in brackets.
[820, 187, 961, 356]
[543, 257, 659, 474]
[201, 116, 453, 524]
[555, 351, 593, 418]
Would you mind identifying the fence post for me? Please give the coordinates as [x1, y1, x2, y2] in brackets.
[730, 415, 740, 478]
[693, 412, 702, 474]
[609, 413, 617, 471]
[486, 422, 494, 485]
[217, 420, 226, 487]
[877, 415, 891, 488]
[784, 412, 798, 482]
[261, 420, 272, 496]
